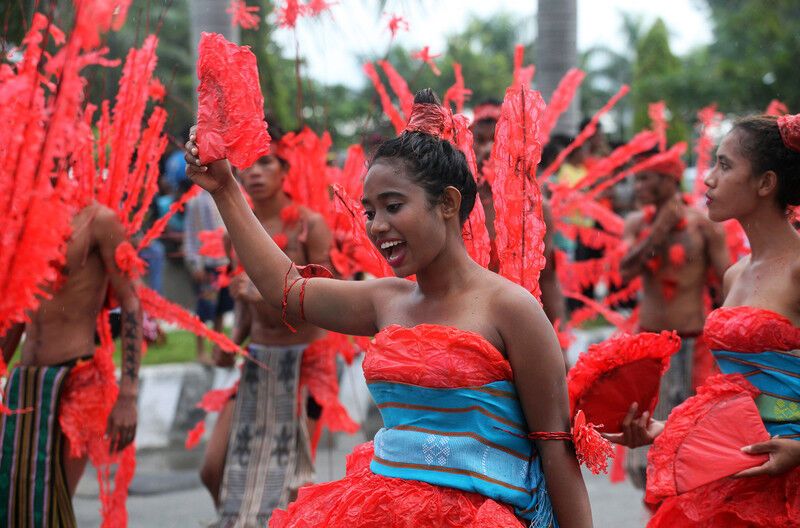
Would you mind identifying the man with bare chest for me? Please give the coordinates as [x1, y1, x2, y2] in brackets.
[0, 202, 142, 526]
[619, 153, 729, 488]
[199, 144, 334, 527]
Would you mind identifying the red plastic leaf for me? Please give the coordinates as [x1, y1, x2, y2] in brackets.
[198, 227, 227, 258]
[114, 240, 146, 278]
[490, 85, 547, 298]
[765, 99, 788, 116]
[276, 0, 307, 28]
[511, 44, 534, 88]
[196, 32, 270, 169]
[692, 104, 721, 198]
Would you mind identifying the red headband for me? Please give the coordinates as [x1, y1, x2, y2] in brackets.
[472, 104, 502, 125]
[778, 114, 800, 153]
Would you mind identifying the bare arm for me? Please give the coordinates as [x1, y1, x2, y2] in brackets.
[185, 134, 389, 337]
[496, 288, 592, 528]
[94, 207, 142, 453]
[0, 323, 24, 365]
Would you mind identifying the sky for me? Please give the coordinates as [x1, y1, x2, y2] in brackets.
[272, 0, 714, 88]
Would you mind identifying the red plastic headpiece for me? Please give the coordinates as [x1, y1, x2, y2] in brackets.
[777, 113, 800, 153]
[472, 103, 502, 125]
[404, 103, 452, 138]
[646, 148, 685, 181]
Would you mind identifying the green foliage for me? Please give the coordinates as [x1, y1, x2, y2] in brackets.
[631, 18, 687, 145]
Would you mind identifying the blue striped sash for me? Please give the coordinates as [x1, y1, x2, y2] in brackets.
[713, 349, 800, 438]
[368, 380, 557, 527]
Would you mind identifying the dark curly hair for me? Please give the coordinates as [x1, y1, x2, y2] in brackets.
[369, 89, 477, 224]
[733, 115, 800, 209]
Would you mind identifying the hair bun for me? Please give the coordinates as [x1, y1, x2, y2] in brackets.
[778, 114, 800, 153]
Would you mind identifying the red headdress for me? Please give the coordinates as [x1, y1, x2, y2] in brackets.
[645, 147, 686, 181]
[777, 113, 800, 153]
[472, 103, 502, 126]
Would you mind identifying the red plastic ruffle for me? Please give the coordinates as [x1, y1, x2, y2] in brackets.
[196, 32, 270, 169]
[363, 324, 512, 388]
[703, 306, 800, 352]
[269, 442, 525, 528]
[567, 331, 679, 432]
[648, 468, 800, 528]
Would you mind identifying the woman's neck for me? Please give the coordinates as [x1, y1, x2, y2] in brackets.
[414, 232, 479, 299]
[253, 192, 290, 221]
[739, 205, 799, 261]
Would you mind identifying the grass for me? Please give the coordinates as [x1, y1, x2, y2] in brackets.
[113, 330, 202, 366]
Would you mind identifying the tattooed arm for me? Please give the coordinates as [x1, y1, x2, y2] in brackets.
[94, 206, 142, 453]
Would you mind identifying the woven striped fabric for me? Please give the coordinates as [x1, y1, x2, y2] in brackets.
[713, 349, 800, 439]
[368, 379, 557, 527]
[0, 365, 76, 528]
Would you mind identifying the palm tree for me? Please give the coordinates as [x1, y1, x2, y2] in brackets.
[536, 0, 578, 135]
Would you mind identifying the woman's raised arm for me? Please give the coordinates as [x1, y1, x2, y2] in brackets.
[185, 129, 384, 336]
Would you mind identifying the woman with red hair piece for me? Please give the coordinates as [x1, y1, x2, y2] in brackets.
[185, 88, 594, 527]
[607, 113, 800, 527]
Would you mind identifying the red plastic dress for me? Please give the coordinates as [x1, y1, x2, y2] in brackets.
[270, 325, 527, 527]
[647, 307, 800, 527]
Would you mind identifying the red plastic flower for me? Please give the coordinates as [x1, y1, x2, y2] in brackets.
[385, 13, 409, 40]
[227, 0, 260, 30]
[412, 46, 441, 76]
[668, 243, 686, 267]
[280, 204, 301, 225]
[272, 233, 289, 250]
[276, 0, 307, 28]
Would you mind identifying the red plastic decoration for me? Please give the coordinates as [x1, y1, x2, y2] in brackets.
[443, 62, 472, 114]
[646, 374, 770, 501]
[668, 243, 686, 267]
[567, 331, 680, 432]
[196, 32, 271, 169]
[538, 68, 585, 144]
[511, 44, 534, 88]
[378, 60, 414, 119]
[114, 240, 146, 278]
[72, 0, 133, 50]
[227, 0, 261, 30]
[490, 85, 547, 298]
[385, 13, 409, 40]
[185, 420, 206, 450]
[692, 104, 721, 198]
[765, 99, 788, 116]
[540, 85, 629, 181]
[138, 185, 202, 250]
[198, 227, 227, 258]
[363, 62, 405, 134]
[649, 101, 668, 152]
[778, 113, 800, 153]
[147, 78, 165, 101]
[412, 46, 441, 76]
[276, 0, 307, 28]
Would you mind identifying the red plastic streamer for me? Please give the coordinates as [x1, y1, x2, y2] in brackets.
[511, 44, 534, 88]
[538, 68, 585, 144]
[385, 13, 409, 40]
[540, 85, 630, 181]
[692, 104, 721, 198]
[412, 46, 441, 76]
[363, 62, 405, 134]
[648, 101, 667, 152]
[378, 60, 414, 119]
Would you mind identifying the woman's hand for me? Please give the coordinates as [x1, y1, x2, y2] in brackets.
[735, 438, 800, 478]
[602, 402, 664, 448]
[184, 125, 235, 194]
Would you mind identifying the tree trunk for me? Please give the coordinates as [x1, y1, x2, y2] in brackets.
[188, 0, 240, 100]
[536, 0, 578, 135]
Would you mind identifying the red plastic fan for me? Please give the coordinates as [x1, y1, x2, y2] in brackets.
[647, 374, 771, 502]
[567, 331, 680, 433]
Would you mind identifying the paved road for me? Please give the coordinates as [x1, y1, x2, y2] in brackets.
[75, 430, 648, 527]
